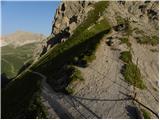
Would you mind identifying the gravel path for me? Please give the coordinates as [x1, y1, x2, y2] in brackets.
[70, 39, 140, 119]
[30, 36, 158, 119]
[130, 38, 159, 118]
[30, 38, 139, 119]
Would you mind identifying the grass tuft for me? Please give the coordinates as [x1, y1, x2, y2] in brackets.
[116, 16, 125, 25]
[122, 62, 146, 89]
[2, 72, 47, 118]
[136, 35, 158, 45]
[119, 37, 131, 47]
[119, 51, 132, 63]
[67, 65, 84, 83]
[120, 51, 146, 89]
[141, 109, 151, 119]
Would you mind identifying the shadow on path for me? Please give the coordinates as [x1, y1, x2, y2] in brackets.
[42, 89, 73, 119]
[69, 96, 102, 119]
[71, 95, 132, 102]
[125, 105, 142, 119]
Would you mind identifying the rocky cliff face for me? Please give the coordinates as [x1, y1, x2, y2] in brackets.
[41, 1, 158, 119]
[40, 1, 158, 56]
[3, 1, 158, 119]
[104, 1, 158, 37]
[40, 1, 96, 51]
[52, 1, 95, 36]
[33, 1, 159, 73]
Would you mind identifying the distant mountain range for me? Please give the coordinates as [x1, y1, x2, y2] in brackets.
[1, 31, 45, 47]
[1, 31, 46, 78]
[2, 1, 159, 119]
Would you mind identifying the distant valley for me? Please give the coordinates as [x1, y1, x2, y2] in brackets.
[1, 31, 45, 78]
[2, 1, 159, 119]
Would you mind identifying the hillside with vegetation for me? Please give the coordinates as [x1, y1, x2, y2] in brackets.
[1, 31, 45, 78]
[2, 1, 159, 119]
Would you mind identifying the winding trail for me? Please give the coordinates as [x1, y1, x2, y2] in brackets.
[28, 37, 142, 119]
[27, 38, 139, 118]
[12, 35, 158, 119]
[28, 70, 73, 119]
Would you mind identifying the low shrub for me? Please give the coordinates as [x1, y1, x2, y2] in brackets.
[119, 51, 132, 63]
[116, 16, 125, 25]
[2, 71, 47, 118]
[136, 35, 158, 45]
[122, 63, 146, 89]
[141, 109, 151, 119]
[120, 51, 146, 89]
[119, 37, 131, 47]
[67, 65, 84, 83]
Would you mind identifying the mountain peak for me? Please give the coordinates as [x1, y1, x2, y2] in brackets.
[1, 31, 45, 47]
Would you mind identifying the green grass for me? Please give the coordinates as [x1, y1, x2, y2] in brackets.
[28, 2, 110, 94]
[31, 20, 110, 71]
[34, 20, 110, 91]
[46, 65, 84, 94]
[119, 51, 132, 63]
[120, 51, 146, 89]
[67, 65, 84, 83]
[2, 71, 47, 118]
[122, 62, 146, 89]
[136, 35, 159, 45]
[72, 1, 109, 36]
[65, 66, 84, 94]
[133, 27, 158, 45]
[17, 1, 111, 85]
[116, 15, 125, 25]
[119, 37, 131, 47]
[1, 59, 15, 77]
[26, 95, 48, 118]
[65, 86, 75, 94]
[115, 15, 132, 36]
[125, 19, 132, 37]
[1, 43, 37, 78]
[71, 26, 105, 67]
[2, 1, 111, 118]
[141, 109, 151, 119]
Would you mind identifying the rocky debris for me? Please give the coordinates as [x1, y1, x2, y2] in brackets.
[105, 1, 158, 37]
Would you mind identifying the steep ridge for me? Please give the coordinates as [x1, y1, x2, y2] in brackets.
[2, 1, 159, 119]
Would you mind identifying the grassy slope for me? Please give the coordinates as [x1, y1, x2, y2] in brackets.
[1, 43, 38, 78]
[2, 1, 111, 118]
[2, 71, 47, 118]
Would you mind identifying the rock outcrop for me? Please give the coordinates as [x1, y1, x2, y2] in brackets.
[41, 1, 96, 51]
[52, 1, 95, 36]
[40, 1, 158, 56]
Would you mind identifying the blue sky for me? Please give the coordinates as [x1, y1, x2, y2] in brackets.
[1, 1, 61, 36]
